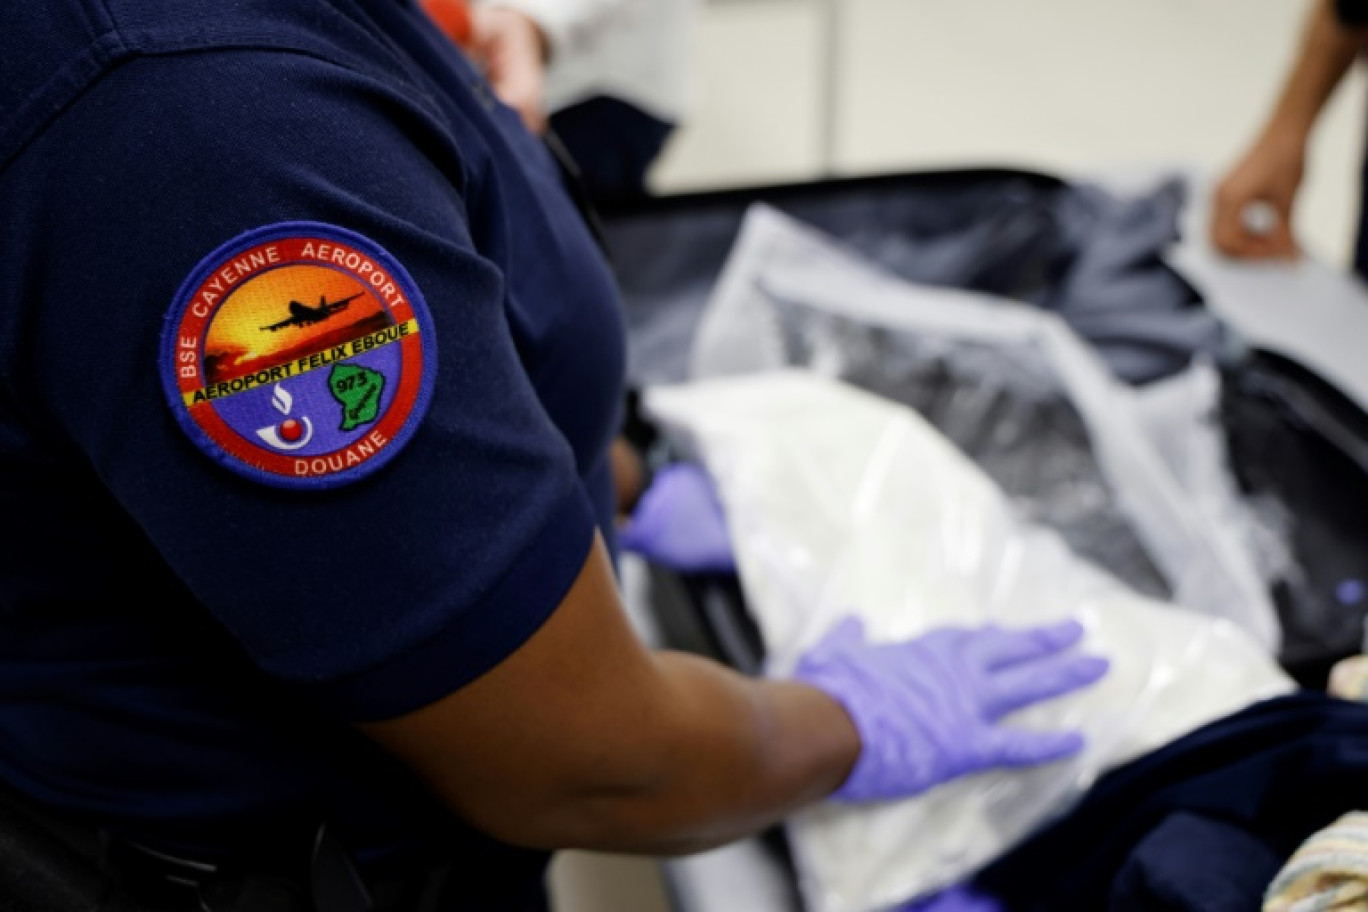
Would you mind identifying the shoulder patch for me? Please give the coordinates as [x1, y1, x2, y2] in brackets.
[160, 222, 437, 490]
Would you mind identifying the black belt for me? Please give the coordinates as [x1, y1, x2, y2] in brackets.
[0, 782, 381, 912]
[109, 823, 374, 912]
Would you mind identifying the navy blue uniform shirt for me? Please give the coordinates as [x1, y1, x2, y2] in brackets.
[0, 0, 625, 900]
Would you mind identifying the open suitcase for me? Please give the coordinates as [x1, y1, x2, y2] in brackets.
[602, 166, 1368, 690]
[597, 167, 1368, 912]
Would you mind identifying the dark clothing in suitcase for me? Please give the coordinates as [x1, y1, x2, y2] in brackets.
[970, 692, 1368, 911]
[606, 172, 1226, 387]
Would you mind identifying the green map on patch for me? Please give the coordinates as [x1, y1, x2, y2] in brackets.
[329, 363, 385, 431]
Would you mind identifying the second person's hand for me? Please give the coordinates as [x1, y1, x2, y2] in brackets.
[1211, 128, 1307, 262]
[471, 5, 550, 135]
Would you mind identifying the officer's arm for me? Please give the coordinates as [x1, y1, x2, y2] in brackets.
[361, 535, 859, 855]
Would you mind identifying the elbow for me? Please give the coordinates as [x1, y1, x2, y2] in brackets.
[452, 732, 736, 855]
[473, 790, 732, 856]
[459, 780, 664, 852]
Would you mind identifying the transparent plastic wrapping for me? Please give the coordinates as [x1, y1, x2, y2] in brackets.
[644, 371, 1295, 912]
[764, 295, 1170, 601]
[690, 204, 1281, 652]
[1131, 361, 1297, 596]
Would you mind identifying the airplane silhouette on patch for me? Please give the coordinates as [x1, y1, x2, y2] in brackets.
[259, 293, 365, 332]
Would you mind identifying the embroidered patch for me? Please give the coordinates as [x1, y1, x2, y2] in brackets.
[161, 222, 437, 490]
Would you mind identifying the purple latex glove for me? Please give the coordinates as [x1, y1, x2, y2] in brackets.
[618, 463, 736, 574]
[900, 886, 1005, 912]
[795, 617, 1109, 802]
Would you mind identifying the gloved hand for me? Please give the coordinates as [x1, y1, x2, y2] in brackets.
[618, 463, 736, 574]
[900, 886, 1004, 912]
[794, 617, 1109, 803]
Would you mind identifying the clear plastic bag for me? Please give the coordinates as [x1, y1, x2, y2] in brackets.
[644, 371, 1294, 912]
[640, 206, 1295, 912]
[690, 204, 1281, 651]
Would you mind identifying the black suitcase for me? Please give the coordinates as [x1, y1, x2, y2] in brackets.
[600, 167, 1368, 691]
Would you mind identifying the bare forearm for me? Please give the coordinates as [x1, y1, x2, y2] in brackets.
[543, 652, 858, 855]
[1265, 0, 1366, 139]
[363, 541, 1105, 858]
[361, 541, 858, 857]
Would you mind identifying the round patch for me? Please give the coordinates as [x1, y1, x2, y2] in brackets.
[160, 222, 437, 490]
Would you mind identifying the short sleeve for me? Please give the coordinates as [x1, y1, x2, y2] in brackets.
[11, 48, 600, 721]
